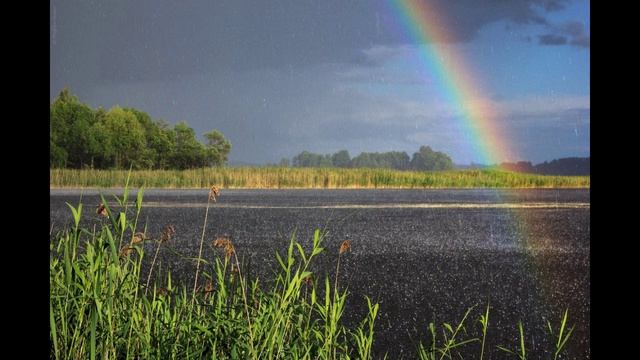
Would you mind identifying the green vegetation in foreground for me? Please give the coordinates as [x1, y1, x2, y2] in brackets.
[50, 181, 578, 359]
[50, 167, 589, 189]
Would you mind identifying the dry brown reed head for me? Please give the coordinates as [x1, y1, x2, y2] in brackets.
[132, 232, 147, 244]
[212, 235, 235, 258]
[339, 239, 351, 255]
[204, 280, 214, 293]
[224, 243, 235, 258]
[209, 185, 220, 202]
[96, 203, 107, 217]
[212, 236, 230, 248]
[119, 246, 134, 257]
[303, 274, 313, 286]
[160, 225, 176, 243]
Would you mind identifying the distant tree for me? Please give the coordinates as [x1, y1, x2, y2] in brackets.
[87, 107, 111, 168]
[124, 108, 154, 133]
[204, 130, 232, 166]
[50, 138, 67, 168]
[318, 154, 333, 167]
[293, 151, 322, 167]
[287, 147, 452, 170]
[278, 158, 291, 167]
[351, 151, 409, 169]
[292, 151, 310, 167]
[410, 146, 454, 171]
[386, 151, 410, 170]
[88, 119, 112, 168]
[171, 121, 207, 169]
[331, 150, 351, 168]
[101, 106, 146, 169]
[50, 88, 97, 168]
[50, 89, 232, 170]
[124, 108, 158, 168]
[534, 157, 590, 176]
[351, 152, 376, 168]
[147, 120, 176, 169]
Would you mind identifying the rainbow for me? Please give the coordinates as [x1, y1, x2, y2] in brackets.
[387, 0, 516, 165]
[387, 0, 547, 307]
[384, 2, 587, 333]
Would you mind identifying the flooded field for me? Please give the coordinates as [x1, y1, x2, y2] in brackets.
[50, 189, 590, 359]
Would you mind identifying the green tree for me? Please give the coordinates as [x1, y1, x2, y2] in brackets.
[171, 121, 207, 169]
[124, 108, 158, 168]
[50, 88, 97, 168]
[101, 106, 146, 169]
[351, 152, 379, 168]
[293, 151, 318, 167]
[318, 154, 333, 167]
[203, 130, 232, 166]
[331, 150, 351, 168]
[410, 146, 454, 171]
[49, 89, 232, 170]
[147, 120, 176, 169]
[86, 107, 111, 168]
[386, 151, 410, 170]
[50, 138, 67, 168]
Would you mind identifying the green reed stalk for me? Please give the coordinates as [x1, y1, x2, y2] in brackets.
[192, 194, 211, 306]
[479, 302, 490, 360]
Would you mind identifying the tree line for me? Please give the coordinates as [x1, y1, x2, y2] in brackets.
[285, 146, 454, 171]
[499, 157, 590, 176]
[50, 89, 231, 169]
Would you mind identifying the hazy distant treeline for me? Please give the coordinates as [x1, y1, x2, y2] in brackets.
[283, 147, 454, 171]
[50, 89, 231, 170]
[499, 157, 590, 176]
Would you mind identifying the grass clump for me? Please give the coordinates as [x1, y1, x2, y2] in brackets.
[50, 183, 379, 359]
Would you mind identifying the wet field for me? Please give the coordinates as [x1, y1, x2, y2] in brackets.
[50, 189, 590, 359]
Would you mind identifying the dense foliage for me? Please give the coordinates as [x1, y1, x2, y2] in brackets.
[290, 147, 453, 171]
[50, 89, 231, 169]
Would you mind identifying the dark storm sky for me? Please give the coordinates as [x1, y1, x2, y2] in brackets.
[50, 0, 589, 165]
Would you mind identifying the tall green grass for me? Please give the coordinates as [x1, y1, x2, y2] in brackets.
[50, 183, 578, 359]
[50, 167, 589, 189]
[50, 184, 380, 359]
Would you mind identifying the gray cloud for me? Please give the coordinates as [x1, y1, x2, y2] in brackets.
[560, 21, 590, 48]
[536, 0, 568, 11]
[538, 34, 568, 45]
[559, 21, 586, 37]
[570, 36, 590, 48]
[538, 21, 590, 48]
[51, 0, 572, 88]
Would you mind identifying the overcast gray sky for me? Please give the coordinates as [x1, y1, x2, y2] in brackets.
[50, 0, 589, 165]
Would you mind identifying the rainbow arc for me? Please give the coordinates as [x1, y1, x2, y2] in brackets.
[388, 0, 517, 165]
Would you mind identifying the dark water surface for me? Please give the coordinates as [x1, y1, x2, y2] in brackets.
[50, 189, 590, 359]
